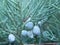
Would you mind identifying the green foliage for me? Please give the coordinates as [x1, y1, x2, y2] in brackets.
[0, 0, 60, 45]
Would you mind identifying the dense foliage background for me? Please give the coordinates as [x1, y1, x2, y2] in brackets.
[0, 0, 60, 45]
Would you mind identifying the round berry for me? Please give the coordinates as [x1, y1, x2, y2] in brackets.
[25, 22, 33, 29]
[33, 25, 40, 35]
[8, 34, 15, 43]
[21, 30, 28, 36]
[27, 31, 34, 38]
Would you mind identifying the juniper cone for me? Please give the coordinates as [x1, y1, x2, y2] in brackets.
[21, 30, 28, 36]
[8, 34, 15, 43]
[8, 34, 15, 45]
[25, 22, 34, 29]
[27, 31, 34, 38]
[0, 0, 60, 45]
[33, 25, 40, 35]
